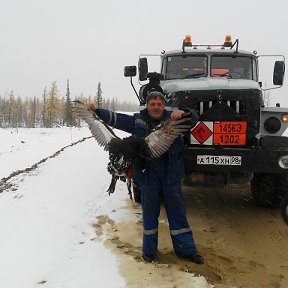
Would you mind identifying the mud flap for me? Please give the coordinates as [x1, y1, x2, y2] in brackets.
[280, 194, 288, 225]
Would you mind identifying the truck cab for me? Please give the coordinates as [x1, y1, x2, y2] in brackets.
[125, 35, 288, 207]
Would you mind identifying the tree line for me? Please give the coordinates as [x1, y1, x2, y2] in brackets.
[0, 80, 138, 128]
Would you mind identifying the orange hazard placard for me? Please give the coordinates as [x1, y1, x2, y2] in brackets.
[213, 133, 246, 145]
[213, 122, 247, 146]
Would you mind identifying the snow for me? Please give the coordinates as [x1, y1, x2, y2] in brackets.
[0, 127, 87, 179]
[0, 127, 207, 288]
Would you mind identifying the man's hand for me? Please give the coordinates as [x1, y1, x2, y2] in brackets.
[170, 110, 185, 120]
[84, 102, 97, 110]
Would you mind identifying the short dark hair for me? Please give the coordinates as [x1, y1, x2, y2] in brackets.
[146, 91, 165, 104]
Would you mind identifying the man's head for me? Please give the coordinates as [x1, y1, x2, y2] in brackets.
[146, 91, 165, 119]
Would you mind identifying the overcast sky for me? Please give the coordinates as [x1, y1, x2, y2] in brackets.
[1, 0, 288, 106]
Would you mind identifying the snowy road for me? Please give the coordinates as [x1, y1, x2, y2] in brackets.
[4, 127, 286, 288]
[0, 128, 209, 288]
[0, 128, 129, 288]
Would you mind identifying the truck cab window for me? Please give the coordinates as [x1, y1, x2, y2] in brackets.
[211, 56, 255, 80]
[163, 55, 208, 80]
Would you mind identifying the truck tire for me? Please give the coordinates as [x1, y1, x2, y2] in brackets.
[251, 173, 288, 208]
[132, 182, 142, 204]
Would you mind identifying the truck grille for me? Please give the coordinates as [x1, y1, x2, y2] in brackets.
[167, 89, 262, 145]
[197, 99, 244, 115]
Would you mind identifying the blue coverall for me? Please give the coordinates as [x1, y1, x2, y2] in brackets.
[95, 107, 199, 256]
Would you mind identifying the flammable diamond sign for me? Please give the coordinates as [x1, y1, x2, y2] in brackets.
[190, 121, 213, 145]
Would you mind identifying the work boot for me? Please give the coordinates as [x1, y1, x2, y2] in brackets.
[142, 253, 155, 263]
[182, 253, 204, 264]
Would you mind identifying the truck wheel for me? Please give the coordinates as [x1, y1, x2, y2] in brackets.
[132, 182, 142, 204]
[280, 194, 288, 225]
[251, 173, 288, 208]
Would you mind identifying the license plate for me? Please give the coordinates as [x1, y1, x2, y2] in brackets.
[197, 155, 242, 165]
[213, 121, 247, 146]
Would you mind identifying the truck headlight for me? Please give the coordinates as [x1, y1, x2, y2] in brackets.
[281, 114, 288, 122]
[264, 117, 281, 133]
[278, 155, 288, 169]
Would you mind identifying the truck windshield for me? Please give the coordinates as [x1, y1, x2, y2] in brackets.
[162, 55, 207, 80]
[211, 56, 255, 80]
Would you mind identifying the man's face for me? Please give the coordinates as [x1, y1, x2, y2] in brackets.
[147, 98, 165, 119]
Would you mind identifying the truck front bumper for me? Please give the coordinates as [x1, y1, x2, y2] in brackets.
[183, 146, 288, 174]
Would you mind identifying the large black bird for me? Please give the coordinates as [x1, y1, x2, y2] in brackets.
[73, 101, 193, 196]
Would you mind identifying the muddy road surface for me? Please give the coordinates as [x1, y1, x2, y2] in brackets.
[95, 186, 288, 288]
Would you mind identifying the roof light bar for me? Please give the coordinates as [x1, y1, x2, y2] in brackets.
[224, 35, 233, 47]
[181, 34, 239, 53]
[182, 35, 192, 52]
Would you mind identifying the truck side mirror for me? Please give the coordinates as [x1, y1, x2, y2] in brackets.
[124, 66, 137, 77]
[273, 61, 285, 86]
[138, 58, 148, 81]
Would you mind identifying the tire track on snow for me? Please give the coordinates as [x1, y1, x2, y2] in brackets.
[0, 136, 93, 193]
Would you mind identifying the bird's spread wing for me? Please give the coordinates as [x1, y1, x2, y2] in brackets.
[73, 101, 118, 150]
[145, 113, 193, 158]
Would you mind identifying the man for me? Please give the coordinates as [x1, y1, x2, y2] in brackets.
[85, 91, 204, 264]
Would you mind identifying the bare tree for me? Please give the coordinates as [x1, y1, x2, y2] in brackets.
[8, 90, 16, 127]
[42, 87, 47, 127]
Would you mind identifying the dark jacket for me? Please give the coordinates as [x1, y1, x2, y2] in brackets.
[95, 108, 198, 184]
